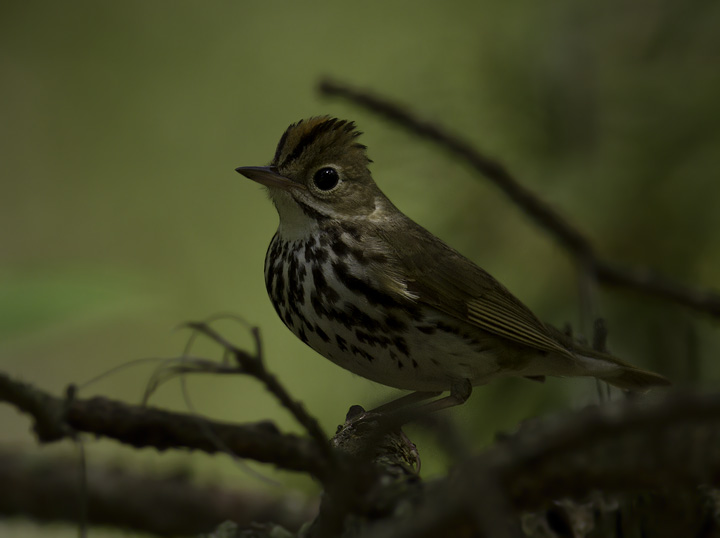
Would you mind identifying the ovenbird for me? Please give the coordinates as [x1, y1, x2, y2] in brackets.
[236, 117, 669, 411]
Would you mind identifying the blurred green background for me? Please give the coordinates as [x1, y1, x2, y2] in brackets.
[2, 0, 719, 536]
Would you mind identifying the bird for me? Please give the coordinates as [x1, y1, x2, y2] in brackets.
[236, 116, 669, 413]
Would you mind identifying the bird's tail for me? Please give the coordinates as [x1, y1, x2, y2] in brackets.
[597, 363, 671, 391]
[544, 324, 671, 392]
[579, 350, 671, 392]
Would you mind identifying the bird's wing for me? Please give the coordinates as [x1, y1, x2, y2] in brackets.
[376, 220, 572, 358]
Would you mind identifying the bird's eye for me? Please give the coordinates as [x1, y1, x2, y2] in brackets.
[312, 167, 340, 191]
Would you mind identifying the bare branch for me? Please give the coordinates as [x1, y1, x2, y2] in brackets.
[355, 390, 720, 537]
[8, 362, 720, 537]
[0, 448, 316, 536]
[320, 79, 591, 257]
[319, 79, 720, 318]
[0, 373, 329, 481]
[496, 391, 720, 506]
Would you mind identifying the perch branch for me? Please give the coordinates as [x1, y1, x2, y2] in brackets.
[356, 390, 720, 538]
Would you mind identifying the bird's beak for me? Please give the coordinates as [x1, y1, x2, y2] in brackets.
[235, 166, 305, 191]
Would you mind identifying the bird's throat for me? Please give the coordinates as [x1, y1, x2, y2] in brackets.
[271, 190, 325, 242]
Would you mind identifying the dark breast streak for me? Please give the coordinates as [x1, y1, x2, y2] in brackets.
[264, 231, 423, 373]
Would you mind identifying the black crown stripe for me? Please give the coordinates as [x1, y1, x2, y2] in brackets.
[278, 118, 362, 169]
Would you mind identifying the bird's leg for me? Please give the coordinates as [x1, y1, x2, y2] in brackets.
[370, 390, 442, 413]
[416, 378, 472, 414]
[366, 379, 473, 424]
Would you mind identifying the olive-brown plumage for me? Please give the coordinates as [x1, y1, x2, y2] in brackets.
[237, 117, 669, 409]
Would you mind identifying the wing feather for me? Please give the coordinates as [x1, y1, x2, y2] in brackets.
[375, 216, 572, 358]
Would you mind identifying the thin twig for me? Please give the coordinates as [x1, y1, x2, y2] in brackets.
[75, 439, 88, 538]
[183, 322, 333, 459]
[319, 79, 720, 318]
[177, 369, 282, 486]
[592, 318, 611, 402]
